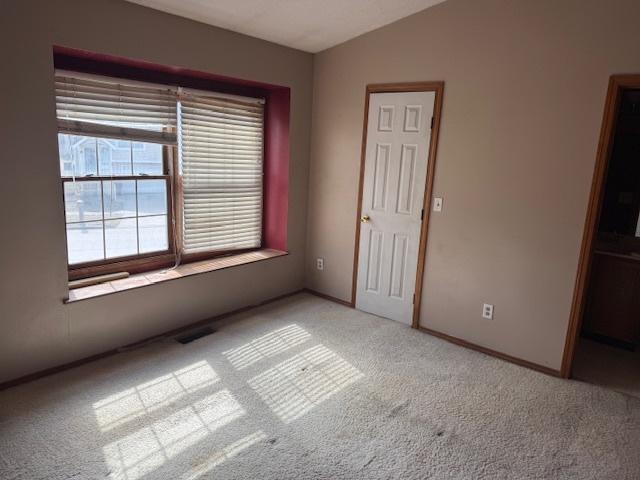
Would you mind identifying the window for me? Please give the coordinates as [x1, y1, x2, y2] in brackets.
[59, 136, 170, 264]
[55, 71, 265, 278]
[179, 91, 263, 254]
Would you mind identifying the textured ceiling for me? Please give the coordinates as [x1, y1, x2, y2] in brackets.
[125, 0, 447, 53]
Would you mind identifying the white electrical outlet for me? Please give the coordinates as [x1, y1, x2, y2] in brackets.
[433, 197, 443, 212]
[316, 258, 324, 270]
[482, 303, 494, 320]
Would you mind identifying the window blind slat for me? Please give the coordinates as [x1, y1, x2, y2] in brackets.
[177, 118, 261, 133]
[182, 166, 262, 174]
[183, 148, 262, 156]
[185, 214, 260, 222]
[182, 186, 262, 194]
[181, 105, 263, 119]
[182, 155, 262, 163]
[180, 124, 263, 137]
[185, 225, 261, 238]
[180, 92, 264, 254]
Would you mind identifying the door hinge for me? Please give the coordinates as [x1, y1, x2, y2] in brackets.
[430, 116, 434, 129]
[421, 208, 424, 220]
[413, 293, 416, 304]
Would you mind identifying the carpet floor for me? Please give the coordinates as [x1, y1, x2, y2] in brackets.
[1, 293, 639, 479]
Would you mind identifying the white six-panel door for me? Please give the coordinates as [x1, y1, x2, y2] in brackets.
[356, 91, 435, 324]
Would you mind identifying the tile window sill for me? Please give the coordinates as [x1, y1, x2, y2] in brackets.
[65, 249, 287, 303]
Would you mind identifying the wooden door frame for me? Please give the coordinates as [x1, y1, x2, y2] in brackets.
[350, 81, 444, 330]
[561, 74, 640, 378]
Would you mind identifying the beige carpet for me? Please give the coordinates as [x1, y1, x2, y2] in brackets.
[1, 293, 639, 479]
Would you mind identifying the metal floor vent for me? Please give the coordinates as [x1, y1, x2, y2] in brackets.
[175, 326, 216, 344]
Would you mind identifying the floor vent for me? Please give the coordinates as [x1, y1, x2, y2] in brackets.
[175, 327, 216, 344]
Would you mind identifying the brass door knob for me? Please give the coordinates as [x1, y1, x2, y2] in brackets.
[361, 215, 370, 223]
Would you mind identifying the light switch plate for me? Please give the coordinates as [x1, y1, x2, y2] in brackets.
[433, 197, 443, 212]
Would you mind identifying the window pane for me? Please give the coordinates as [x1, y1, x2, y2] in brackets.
[98, 138, 132, 176]
[66, 221, 104, 264]
[64, 181, 102, 223]
[58, 134, 97, 177]
[133, 142, 163, 175]
[139, 215, 168, 253]
[103, 180, 136, 219]
[137, 180, 167, 216]
[105, 218, 138, 259]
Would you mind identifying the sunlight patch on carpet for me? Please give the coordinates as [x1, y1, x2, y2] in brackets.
[223, 324, 311, 370]
[102, 389, 244, 480]
[248, 344, 364, 423]
[93, 361, 220, 432]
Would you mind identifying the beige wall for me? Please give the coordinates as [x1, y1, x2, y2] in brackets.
[306, 0, 640, 370]
[0, 0, 313, 383]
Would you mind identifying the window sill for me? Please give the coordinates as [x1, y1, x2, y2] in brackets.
[64, 249, 287, 303]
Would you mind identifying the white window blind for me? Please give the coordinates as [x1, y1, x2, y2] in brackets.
[179, 90, 264, 254]
[55, 71, 178, 144]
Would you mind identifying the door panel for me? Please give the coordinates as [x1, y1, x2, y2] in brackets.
[365, 229, 384, 293]
[389, 234, 408, 299]
[396, 145, 417, 215]
[372, 144, 391, 211]
[356, 91, 435, 324]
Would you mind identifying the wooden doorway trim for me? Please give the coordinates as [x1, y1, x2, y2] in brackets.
[350, 81, 444, 331]
[561, 74, 640, 378]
